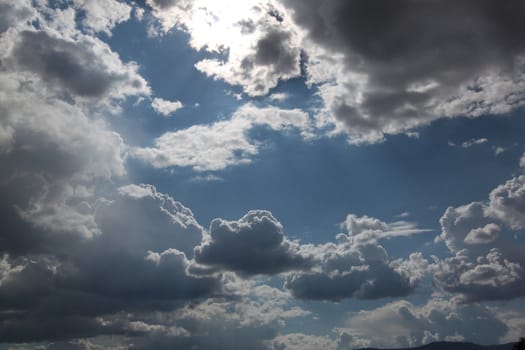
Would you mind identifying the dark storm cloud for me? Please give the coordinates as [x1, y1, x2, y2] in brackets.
[13, 30, 147, 98]
[282, 0, 525, 140]
[194, 210, 313, 276]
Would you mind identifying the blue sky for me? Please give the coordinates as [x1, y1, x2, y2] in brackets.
[1, 1, 525, 349]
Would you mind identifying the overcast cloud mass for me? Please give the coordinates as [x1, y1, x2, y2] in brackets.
[0, 0, 525, 349]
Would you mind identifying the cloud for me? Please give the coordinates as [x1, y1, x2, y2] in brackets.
[464, 223, 501, 244]
[273, 333, 338, 350]
[151, 97, 183, 116]
[0, 0, 36, 33]
[72, 0, 132, 36]
[433, 165, 525, 302]
[344, 213, 430, 241]
[269, 92, 290, 102]
[285, 247, 418, 301]
[194, 210, 313, 276]
[284, 214, 429, 301]
[146, 0, 302, 96]
[488, 175, 525, 230]
[10, 30, 149, 101]
[341, 298, 509, 348]
[0, 184, 221, 343]
[449, 138, 489, 148]
[281, 0, 525, 142]
[431, 248, 524, 302]
[133, 103, 311, 171]
[0, 70, 126, 241]
[42, 279, 309, 350]
[144, 0, 525, 142]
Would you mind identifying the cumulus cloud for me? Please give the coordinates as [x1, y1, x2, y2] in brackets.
[0, 0, 153, 243]
[0, 69, 126, 240]
[73, 0, 132, 36]
[151, 97, 184, 116]
[0, 0, 36, 33]
[434, 167, 525, 302]
[0, 2, 225, 343]
[10, 30, 149, 101]
[146, 0, 302, 96]
[464, 223, 501, 245]
[278, 0, 525, 142]
[145, 0, 525, 142]
[341, 299, 509, 348]
[285, 214, 429, 301]
[133, 103, 311, 171]
[488, 175, 525, 230]
[0, 184, 221, 343]
[194, 210, 312, 276]
[47, 279, 310, 350]
[431, 248, 523, 302]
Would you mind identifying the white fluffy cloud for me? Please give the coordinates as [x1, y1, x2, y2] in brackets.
[133, 103, 311, 171]
[433, 166, 525, 302]
[147, 0, 302, 96]
[488, 175, 525, 230]
[73, 0, 132, 36]
[0, 0, 152, 240]
[151, 97, 184, 116]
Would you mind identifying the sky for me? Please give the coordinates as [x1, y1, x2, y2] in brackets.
[1, 0, 525, 349]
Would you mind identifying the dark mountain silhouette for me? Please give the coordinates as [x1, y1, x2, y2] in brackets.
[357, 341, 516, 350]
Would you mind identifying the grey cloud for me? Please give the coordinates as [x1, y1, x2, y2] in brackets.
[0, 185, 221, 343]
[284, 213, 428, 301]
[432, 249, 524, 302]
[255, 30, 298, 75]
[194, 210, 313, 276]
[147, 0, 180, 10]
[464, 223, 501, 245]
[285, 242, 415, 301]
[12, 30, 148, 99]
[438, 202, 494, 253]
[343, 299, 509, 348]
[488, 175, 525, 230]
[283, 0, 525, 141]
[286, 261, 414, 301]
[0, 0, 35, 33]
[344, 213, 387, 235]
[433, 173, 525, 302]
[57, 249, 218, 301]
[189, 3, 302, 96]
[0, 69, 126, 245]
[98, 184, 204, 258]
